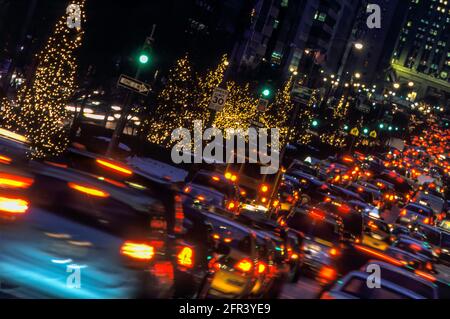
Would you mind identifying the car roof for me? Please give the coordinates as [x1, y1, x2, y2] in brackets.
[335, 271, 425, 299]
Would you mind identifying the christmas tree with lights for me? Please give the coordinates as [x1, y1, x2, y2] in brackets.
[147, 54, 198, 146]
[2, 0, 85, 158]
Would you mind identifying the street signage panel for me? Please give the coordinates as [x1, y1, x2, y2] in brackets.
[257, 98, 269, 112]
[118, 74, 151, 96]
[350, 128, 360, 137]
[209, 88, 229, 111]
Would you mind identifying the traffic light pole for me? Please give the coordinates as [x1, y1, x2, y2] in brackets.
[106, 35, 152, 157]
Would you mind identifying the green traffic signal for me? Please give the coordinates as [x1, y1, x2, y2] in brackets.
[363, 128, 369, 135]
[262, 88, 271, 98]
[312, 120, 319, 128]
[139, 53, 150, 64]
[379, 124, 385, 129]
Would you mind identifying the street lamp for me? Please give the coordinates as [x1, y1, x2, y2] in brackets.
[354, 42, 364, 50]
[354, 72, 361, 79]
[393, 83, 400, 89]
[408, 81, 414, 87]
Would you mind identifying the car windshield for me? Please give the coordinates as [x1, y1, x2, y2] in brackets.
[191, 173, 234, 197]
[406, 205, 432, 217]
[377, 267, 435, 298]
[289, 212, 340, 243]
[207, 215, 253, 254]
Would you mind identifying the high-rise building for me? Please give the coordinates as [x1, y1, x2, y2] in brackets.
[231, 0, 364, 82]
[390, 0, 450, 100]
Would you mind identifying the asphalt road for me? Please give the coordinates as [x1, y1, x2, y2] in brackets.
[281, 277, 322, 299]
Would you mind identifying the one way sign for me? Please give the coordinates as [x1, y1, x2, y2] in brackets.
[118, 74, 151, 96]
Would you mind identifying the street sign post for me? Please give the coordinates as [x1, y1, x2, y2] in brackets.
[118, 74, 151, 96]
[209, 87, 229, 111]
[257, 98, 269, 112]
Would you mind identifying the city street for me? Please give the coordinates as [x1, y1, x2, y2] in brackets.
[1, 0, 450, 302]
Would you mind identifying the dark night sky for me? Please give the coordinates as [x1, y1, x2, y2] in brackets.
[4, 0, 229, 85]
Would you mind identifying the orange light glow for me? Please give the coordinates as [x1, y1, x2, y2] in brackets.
[355, 245, 403, 267]
[319, 266, 337, 281]
[330, 248, 339, 256]
[96, 159, 133, 176]
[0, 155, 12, 165]
[177, 247, 194, 268]
[260, 184, 269, 193]
[227, 202, 236, 210]
[68, 183, 110, 198]
[0, 197, 29, 214]
[213, 234, 221, 240]
[0, 173, 34, 189]
[261, 197, 268, 204]
[212, 176, 220, 182]
[120, 241, 154, 260]
[414, 270, 436, 282]
[257, 262, 267, 274]
[235, 259, 253, 272]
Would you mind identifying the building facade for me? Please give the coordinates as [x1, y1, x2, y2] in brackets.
[390, 0, 450, 101]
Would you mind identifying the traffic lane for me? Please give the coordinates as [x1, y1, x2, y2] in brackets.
[0, 207, 146, 299]
[280, 277, 322, 299]
[436, 264, 450, 282]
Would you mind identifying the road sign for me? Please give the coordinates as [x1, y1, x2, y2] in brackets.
[209, 88, 229, 111]
[370, 130, 377, 139]
[362, 139, 369, 146]
[118, 74, 151, 96]
[257, 98, 269, 112]
[350, 128, 360, 137]
[291, 83, 313, 104]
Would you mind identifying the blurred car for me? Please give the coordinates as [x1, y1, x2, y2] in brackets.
[288, 207, 344, 285]
[184, 170, 240, 213]
[391, 235, 438, 262]
[21, 160, 182, 298]
[202, 213, 259, 299]
[362, 217, 393, 251]
[321, 270, 430, 299]
[397, 203, 435, 226]
[317, 200, 364, 242]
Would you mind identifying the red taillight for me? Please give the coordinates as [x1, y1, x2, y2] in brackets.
[120, 241, 155, 260]
[0, 173, 34, 189]
[329, 248, 339, 257]
[257, 262, 267, 274]
[423, 218, 431, 225]
[227, 201, 237, 210]
[177, 247, 194, 268]
[0, 197, 29, 214]
[150, 218, 167, 231]
[318, 266, 337, 282]
[235, 259, 253, 273]
[174, 195, 184, 234]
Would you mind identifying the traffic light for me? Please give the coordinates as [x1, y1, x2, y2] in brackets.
[363, 128, 369, 135]
[344, 125, 349, 131]
[139, 53, 150, 64]
[138, 37, 153, 65]
[379, 123, 385, 129]
[312, 120, 319, 128]
[262, 88, 272, 98]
